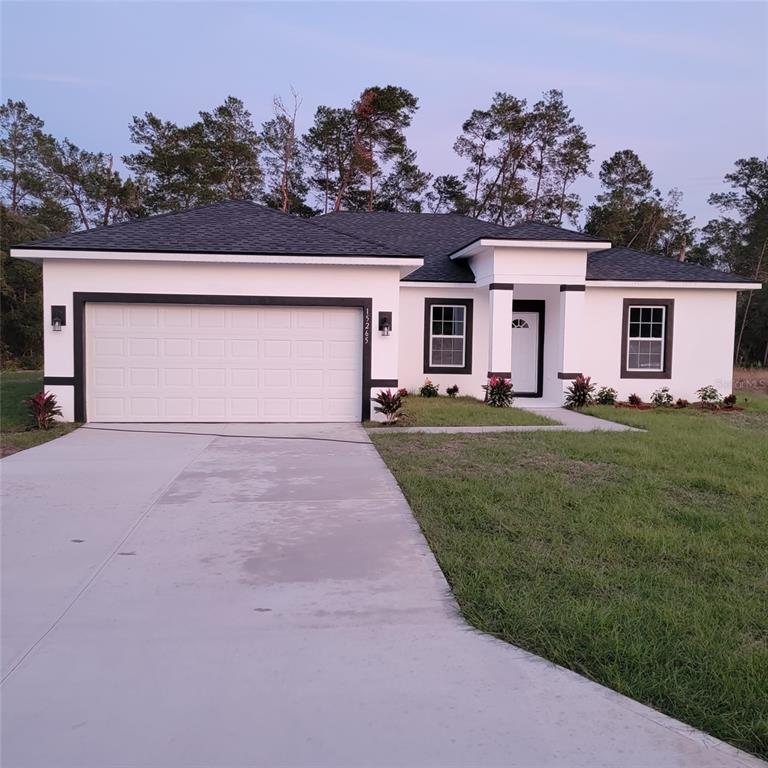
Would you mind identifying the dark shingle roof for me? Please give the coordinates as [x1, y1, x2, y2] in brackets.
[15, 200, 414, 258]
[17, 202, 754, 285]
[314, 211, 601, 282]
[586, 247, 754, 283]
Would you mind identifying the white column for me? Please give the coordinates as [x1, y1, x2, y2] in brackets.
[558, 285, 586, 394]
[487, 285, 514, 379]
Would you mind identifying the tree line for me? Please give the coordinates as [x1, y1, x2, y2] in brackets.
[1, 87, 766, 367]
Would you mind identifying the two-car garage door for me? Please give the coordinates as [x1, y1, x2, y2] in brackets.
[85, 303, 363, 422]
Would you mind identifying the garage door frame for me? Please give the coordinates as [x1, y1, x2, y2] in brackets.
[69, 292, 373, 423]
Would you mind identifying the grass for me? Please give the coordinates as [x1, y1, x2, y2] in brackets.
[367, 395, 556, 427]
[0, 370, 78, 457]
[371, 394, 768, 759]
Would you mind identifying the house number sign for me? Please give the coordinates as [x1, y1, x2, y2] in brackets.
[363, 306, 371, 345]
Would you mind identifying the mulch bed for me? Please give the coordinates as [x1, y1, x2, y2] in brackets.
[612, 402, 744, 412]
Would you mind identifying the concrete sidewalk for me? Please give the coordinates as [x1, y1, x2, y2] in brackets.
[1, 423, 760, 768]
[376, 406, 641, 433]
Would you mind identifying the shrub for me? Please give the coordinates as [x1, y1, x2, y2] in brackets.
[723, 393, 737, 407]
[651, 386, 674, 407]
[373, 389, 403, 425]
[628, 393, 643, 406]
[483, 376, 514, 408]
[696, 385, 722, 407]
[595, 386, 617, 405]
[446, 385, 459, 398]
[419, 379, 439, 398]
[676, 398, 689, 408]
[397, 388, 409, 398]
[564, 375, 595, 409]
[25, 390, 63, 430]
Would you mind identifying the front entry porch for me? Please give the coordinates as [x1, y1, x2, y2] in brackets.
[487, 283, 585, 404]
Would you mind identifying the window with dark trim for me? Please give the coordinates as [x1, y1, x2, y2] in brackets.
[423, 298, 473, 374]
[620, 298, 674, 379]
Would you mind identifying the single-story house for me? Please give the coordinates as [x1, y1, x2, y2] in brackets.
[13, 200, 761, 423]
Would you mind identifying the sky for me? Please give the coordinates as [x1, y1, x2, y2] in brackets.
[2, 1, 767, 227]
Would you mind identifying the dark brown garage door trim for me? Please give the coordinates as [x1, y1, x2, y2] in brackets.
[72, 292, 373, 423]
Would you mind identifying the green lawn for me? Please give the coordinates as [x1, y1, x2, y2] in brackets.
[371, 394, 768, 759]
[367, 395, 556, 427]
[0, 370, 77, 457]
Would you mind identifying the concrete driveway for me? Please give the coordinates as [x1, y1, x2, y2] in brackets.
[1, 424, 763, 768]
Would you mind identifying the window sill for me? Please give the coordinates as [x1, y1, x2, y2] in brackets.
[620, 370, 672, 379]
[423, 365, 473, 375]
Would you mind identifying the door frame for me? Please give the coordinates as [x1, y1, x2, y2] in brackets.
[70, 292, 373, 423]
[511, 299, 545, 398]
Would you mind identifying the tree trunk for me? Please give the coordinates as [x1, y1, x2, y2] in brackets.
[367, 137, 374, 211]
[734, 237, 767, 364]
[529, 148, 545, 220]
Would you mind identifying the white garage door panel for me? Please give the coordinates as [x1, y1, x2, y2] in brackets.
[86, 304, 362, 422]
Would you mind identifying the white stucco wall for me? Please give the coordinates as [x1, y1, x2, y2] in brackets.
[398, 285, 490, 398]
[583, 286, 738, 401]
[468, 246, 589, 286]
[41, 258, 404, 420]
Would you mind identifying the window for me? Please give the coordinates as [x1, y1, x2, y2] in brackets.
[423, 299, 473, 374]
[626, 306, 665, 370]
[621, 299, 674, 379]
[511, 318, 529, 329]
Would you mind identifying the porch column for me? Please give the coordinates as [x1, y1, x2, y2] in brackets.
[558, 284, 586, 394]
[487, 283, 514, 379]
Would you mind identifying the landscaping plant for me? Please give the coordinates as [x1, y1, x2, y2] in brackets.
[24, 390, 62, 430]
[419, 379, 439, 398]
[373, 389, 403, 425]
[723, 393, 737, 407]
[483, 376, 514, 408]
[651, 386, 674, 407]
[628, 393, 643, 406]
[564, 375, 595, 409]
[397, 387, 409, 398]
[696, 385, 722, 407]
[675, 398, 689, 408]
[595, 386, 617, 405]
[446, 385, 459, 398]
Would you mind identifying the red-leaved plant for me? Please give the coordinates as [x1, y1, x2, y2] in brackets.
[373, 388, 403, 425]
[483, 376, 514, 408]
[564, 375, 595, 409]
[25, 390, 62, 430]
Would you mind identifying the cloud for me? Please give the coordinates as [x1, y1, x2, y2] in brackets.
[15, 73, 95, 86]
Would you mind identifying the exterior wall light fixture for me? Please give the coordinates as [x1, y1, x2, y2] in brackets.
[378, 311, 392, 337]
[51, 305, 66, 332]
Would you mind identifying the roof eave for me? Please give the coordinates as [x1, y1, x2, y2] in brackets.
[585, 279, 762, 290]
[10, 247, 424, 267]
[449, 238, 612, 259]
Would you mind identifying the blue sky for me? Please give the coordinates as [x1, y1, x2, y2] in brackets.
[2, 1, 766, 226]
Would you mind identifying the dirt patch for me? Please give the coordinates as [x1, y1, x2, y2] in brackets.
[517, 452, 617, 481]
[714, 410, 768, 431]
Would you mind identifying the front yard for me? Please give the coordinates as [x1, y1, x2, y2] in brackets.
[0, 371, 77, 457]
[371, 395, 768, 759]
[366, 395, 555, 427]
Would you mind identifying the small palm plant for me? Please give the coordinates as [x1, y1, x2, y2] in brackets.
[25, 391, 62, 430]
[483, 376, 514, 408]
[373, 388, 403, 425]
[564, 375, 595, 409]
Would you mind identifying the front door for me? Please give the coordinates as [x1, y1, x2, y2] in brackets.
[511, 310, 540, 396]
